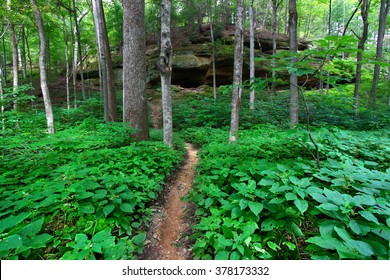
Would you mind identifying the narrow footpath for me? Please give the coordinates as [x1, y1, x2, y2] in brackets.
[140, 143, 199, 260]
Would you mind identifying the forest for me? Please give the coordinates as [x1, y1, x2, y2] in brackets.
[0, 0, 389, 260]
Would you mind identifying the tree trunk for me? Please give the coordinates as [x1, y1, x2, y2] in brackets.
[0, 62, 4, 136]
[210, 0, 217, 100]
[25, 29, 33, 85]
[72, 0, 86, 100]
[158, 0, 173, 147]
[123, 0, 150, 141]
[261, 0, 272, 30]
[1, 27, 6, 87]
[353, 0, 369, 116]
[370, 0, 389, 109]
[31, 0, 55, 134]
[249, 0, 255, 110]
[271, 0, 277, 94]
[92, 0, 118, 122]
[9, 23, 18, 109]
[289, 0, 299, 125]
[63, 16, 71, 110]
[328, 0, 332, 35]
[229, 0, 244, 143]
[21, 25, 27, 80]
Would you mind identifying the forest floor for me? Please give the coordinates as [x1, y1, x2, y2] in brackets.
[139, 143, 199, 260]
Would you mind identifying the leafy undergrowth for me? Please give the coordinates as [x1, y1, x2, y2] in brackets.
[186, 126, 390, 260]
[0, 121, 183, 259]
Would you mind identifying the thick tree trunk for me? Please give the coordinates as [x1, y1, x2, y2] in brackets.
[31, 0, 55, 134]
[249, 0, 255, 110]
[289, 0, 299, 125]
[370, 0, 389, 109]
[353, 0, 369, 116]
[123, 0, 149, 141]
[158, 0, 173, 147]
[229, 0, 244, 143]
[92, 0, 118, 122]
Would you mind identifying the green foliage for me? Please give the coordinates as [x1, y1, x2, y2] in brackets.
[187, 126, 390, 260]
[0, 118, 182, 259]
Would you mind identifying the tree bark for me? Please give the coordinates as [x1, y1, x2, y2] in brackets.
[63, 16, 71, 110]
[7, 0, 18, 110]
[289, 0, 299, 125]
[370, 0, 389, 109]
[271, 0, 277, 94]
[229, 0, 244, 143]
[158, 0, 173, 147]
[353, 0, 369, 116]
[249, 0, 255, 109]
[92, 0, 118, 122]
[72, 0, 86, 100]
[210, 0, 217, 100]
[123, 0, 150, 141]
[21, 25, 27, 80]
[31, 0, 55, 134]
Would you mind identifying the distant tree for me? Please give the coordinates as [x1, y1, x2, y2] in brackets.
[249, 0, 255, 110]
[7, 0, 18, 109]
[31, 0, 55, 134]
[158, 0, 173, 147]
[289, 0, 299, 125]
[229, 0, 244, 143]
[370, 0, 390, 109]
[122, 0, 150, 141]
[92, 0, 118, 122]
[353, 0, 370, 116]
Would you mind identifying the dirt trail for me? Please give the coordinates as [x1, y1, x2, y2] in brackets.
[140, 143, 199, 260]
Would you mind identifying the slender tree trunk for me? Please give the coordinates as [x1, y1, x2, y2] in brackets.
[21, 25, 27, 80]
[0, 62, 4, 136]
[249, 0, 255, 110]
[328, 0, 332, 35]
[210, 0, 217, 100]
[353, 0, 369, 116]
[123, 0, 150, 141]
[72, 0, 86, 100]
[9, 24, 18, 109]
[1, 27, 6, 87]
[63, 16, 70, 110]
[158, 0, 173, 147]
[370, 0, 389, 109]
[271, 0, 277, 94]
[289, 0, 299, 125]
[25, 29, 33, 85]
[261, 0, 272, 30]
[92, 0, 118, 122]
[229, 0, 244, 143]
[31, 0, 55, 134]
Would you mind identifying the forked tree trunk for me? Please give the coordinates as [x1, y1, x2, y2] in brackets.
[229, 0, 244, 143]
[289, 0, 299, 125]
[249, 0, 255, 110]
[31, 0, 55, 134]
[158, 0, 173, 147]
[92, 0, 118, 122]
[370, 0, 389, 109]
[353, 0, 369, 116]
[122, 0, 150, 141]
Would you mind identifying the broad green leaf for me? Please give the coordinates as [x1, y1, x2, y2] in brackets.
[294, 199, 308, 214]
[258, 178, 274, 186]
[348, 220, 370, 236]
[74, 234, 90, 249]
[103, 204, 115, 217]
[285, 192, 298, 201]
[310, 193, 328, 204]
[29, 234, 53, 249]
[353, 195, 376, 207]
[0, 213, 31, 234]
[318, 203, 339, 211]
[205, 197, 214, 209]
[18, 217, 44, 237]
[132, 232, 146, 245]
[359, 211, 379, 225]
[0, 234, 22, 251]
[344, 239, 374, 257]
[324, 188, 344, 205]
[79, 203, 95, 214]
[306, 236, 343, 250]
[291, 222, 305, 237]
[92, 229, 115, 248]
[120, 203, 135, 213]
[319, 220, 340, 237]
[334, 226, 352, 241]
[283, 241, 296, 251]
[229, 251, 241, 260]
[267, 241, 281, 251]
[215, 251, 230, 260]
[248, 201, 263, 216]
[261, 219, 276, 231]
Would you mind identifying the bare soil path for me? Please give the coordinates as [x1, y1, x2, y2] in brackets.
[139, 143, 199, 260]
